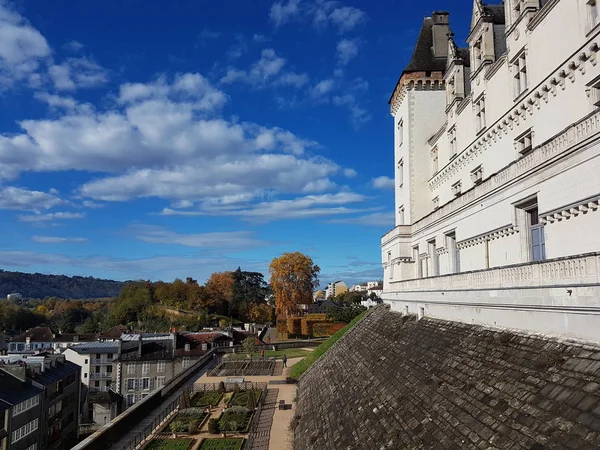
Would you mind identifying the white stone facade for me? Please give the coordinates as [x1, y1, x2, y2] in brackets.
[381, 0, 600, 341]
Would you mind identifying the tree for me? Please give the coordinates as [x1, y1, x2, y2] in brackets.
[242, 337, 257, 362]
[248, 303, 273, 324]
[327, 304, 366, 323]
[269, 252, 320, 316]
[205, 271, 234, 314]
[334, 291, 364, 305]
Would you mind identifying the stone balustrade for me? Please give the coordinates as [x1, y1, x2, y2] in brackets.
[387, 252, 600, 292]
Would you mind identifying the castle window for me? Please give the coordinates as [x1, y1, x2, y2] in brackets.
[470, 165, 483, 185]
[397, 119, 404, 146]
[589, 0, 599, 29]
[431, 147, 439, 174]
[397, 158, 404, 186]
[512, 51, 528, 98]
[448, 127, 457, 158]
[472, 37, 483, 70]
[398, 206, 405, 225]
[515, 129, 533, 155]
[475, 96, 486, 133]
[452, 180, 462, 197]
[586, 75, 600, 109]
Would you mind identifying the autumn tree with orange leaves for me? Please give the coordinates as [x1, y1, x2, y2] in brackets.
[269, 252, 320, 316]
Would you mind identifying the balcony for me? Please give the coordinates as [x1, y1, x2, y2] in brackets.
[91, 358, 113, 365]
[90, 372, 113, 380]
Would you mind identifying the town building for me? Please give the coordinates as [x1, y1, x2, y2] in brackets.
[0, 354, 81, 450]
[8, 327, 98, 355]
[381, 0, 600, 341]
[325, 281, 348, 299]
[115, 332, 230, 409]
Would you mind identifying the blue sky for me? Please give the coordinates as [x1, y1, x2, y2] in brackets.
[0, 0, 473, 287]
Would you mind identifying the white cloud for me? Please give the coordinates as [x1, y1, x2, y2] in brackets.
[344, 168, 357, 177]
[0, 1, 50, 86]
[32, 236, 88, 243]
[0, 186, 63, 211]
[19, 212, 85, 222]
[273, 72, 308, 88]
[270, 1, 366, 33]
[371, 176, 395, 189]
[328, 6, 366, 32]
[160, 192, 371, 223]
[332, 93, 371, 128]
[131, 225, 269, 250]
[199, 28, 221, 41]
[34, 91, 94, 114]
[309, 79, 335, 100]
[253, 34, 269, 43]
[82, 200, 104, 209]
[79, 153, 335, 202]
[270, 0, 301, 26]
[336, 39, 358, 66]
[63, 40, 84, 52]
[49, 57, 108, 91]
[221, 48, 288, 87]
[325, 212, 394, 226]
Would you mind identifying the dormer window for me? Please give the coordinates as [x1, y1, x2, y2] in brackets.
[452, 181, 462, 197]
[470, 165, 483, 185]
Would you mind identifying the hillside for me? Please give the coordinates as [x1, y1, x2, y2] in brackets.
[0, 270, 125, 300]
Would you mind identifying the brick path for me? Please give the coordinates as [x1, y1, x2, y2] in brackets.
[247, 389, 279, 450]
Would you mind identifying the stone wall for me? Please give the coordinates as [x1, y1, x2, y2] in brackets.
[294, 306, 600, 449]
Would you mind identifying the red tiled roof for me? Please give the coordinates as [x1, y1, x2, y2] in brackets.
[12, 327, 53, 343]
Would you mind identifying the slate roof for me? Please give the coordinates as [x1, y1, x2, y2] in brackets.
[404, 17, 448, 74]
[0, 369, 42, 406]
[119, 337, 173, 361]
[482, 4, 506, 25]
[52, 333, 98, 343]
[30, 360, 80, 386]
[69, 341, 119, 354]
[294, 306, 600, 450]
[98, 325, 127, 339]
[12, 326, 53, 342]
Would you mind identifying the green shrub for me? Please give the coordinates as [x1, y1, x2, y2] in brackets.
[218, 381, 226, 393]
[170, 419, 188, 433]
[208, 418, 220, 434]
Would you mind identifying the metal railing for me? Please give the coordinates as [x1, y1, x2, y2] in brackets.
[243, 384, 270, 450]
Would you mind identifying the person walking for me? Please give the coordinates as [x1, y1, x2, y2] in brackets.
[282, 354, 287, 368]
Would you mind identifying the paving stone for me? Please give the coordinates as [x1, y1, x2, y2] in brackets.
[292, 306, 600, 450]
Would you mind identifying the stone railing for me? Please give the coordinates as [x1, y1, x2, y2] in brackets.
[387, 253, 600, 292]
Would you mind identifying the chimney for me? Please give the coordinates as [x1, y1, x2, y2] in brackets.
[25, 336, 31, 345]
[431, 11, 450, 59]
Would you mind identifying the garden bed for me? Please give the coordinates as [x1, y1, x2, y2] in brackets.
[198, 438, 244, 450]
[168, 409, 208, 434]
[145, 439, 194, 450]
[191, 391, 224, 407]
[227, 390, 262, 408]
[218, 406, 253, 433]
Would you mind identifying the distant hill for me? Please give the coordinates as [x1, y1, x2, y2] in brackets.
[0, 270, 126, 300]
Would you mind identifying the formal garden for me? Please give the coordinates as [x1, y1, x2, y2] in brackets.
[168, 408, 209, 434]
[145, 439, 194, 450]
[191, 391, 224, 408]
[198, 438, 245, 450]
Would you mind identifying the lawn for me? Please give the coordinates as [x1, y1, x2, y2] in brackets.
[191, 392, 223, 407]
[225, 348, 313, 360]
[198, 438, 245, 450]
[145, 439, 193, 450]
[228, 390, 262, 407]
[290, 309, 369, 379]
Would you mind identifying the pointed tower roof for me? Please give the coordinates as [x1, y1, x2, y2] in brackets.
[403, 17, 448, 74]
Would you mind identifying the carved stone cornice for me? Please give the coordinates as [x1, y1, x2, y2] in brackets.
[541, 196, 600, 224]
[428, 35, 600, 193]
[456, 225, 519, 250]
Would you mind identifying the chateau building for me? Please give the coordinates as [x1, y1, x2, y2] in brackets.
[381, 0, 600, 341]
